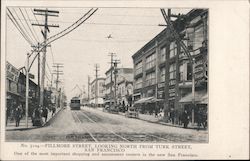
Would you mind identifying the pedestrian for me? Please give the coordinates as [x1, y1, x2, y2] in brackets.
[182, 110, 189, 128]
[170, 108, 175, 124]
[14, 105, 22, 127]
[52, 107, 56, 116]
[32, 107, 42, 126]
[155, 106, 159, 118]
[42, 107, 48, 122]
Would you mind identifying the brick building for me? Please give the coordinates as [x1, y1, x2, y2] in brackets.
[132, 9, 208, 123]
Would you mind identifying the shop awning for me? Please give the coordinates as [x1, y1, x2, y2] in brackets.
[147, 98, 164, 103]
[179, 90, 208, 104]
[134, 97, 154, 104]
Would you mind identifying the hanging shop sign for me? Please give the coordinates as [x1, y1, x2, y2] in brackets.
[194, 57, 207, 81]
[6, 61, 20, 83]
[169, 88, 175, 97]
[158, 82, 165, 88]
[157, 90, 164, 99]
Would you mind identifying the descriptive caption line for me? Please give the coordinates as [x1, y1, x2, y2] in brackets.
[13, 143, 198, 158]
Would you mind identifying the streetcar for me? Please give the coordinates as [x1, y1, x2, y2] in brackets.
[70, 97, 81, 110]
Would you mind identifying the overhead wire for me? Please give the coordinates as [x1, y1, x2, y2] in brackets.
[46, 62, 52, 74]
[49, 46, 55, 64]
[47, 8, 96, 42]
[23, 8, 41, 42]
[12, 8, 36, 44]
[19, 8, 39, 43]
[6, 8, 33, 45]
[7, 13, 32, 45]
[46, 8, 98, 45]
[30, 8, 43, 31]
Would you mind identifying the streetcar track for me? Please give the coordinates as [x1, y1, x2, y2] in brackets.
[84, 108, 172, 142]
[71, 111, 98, 142]
[80, 110, 130, 142]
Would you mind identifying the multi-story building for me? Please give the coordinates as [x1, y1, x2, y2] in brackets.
[132, 9, 208, 123]
[116, 68, 133, 107]
[90, 77, 105, 107]
[104, 67, 133, 107]
[6, 62, 42, 122]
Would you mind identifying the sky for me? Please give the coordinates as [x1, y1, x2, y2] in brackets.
[6, 7, 191, 99]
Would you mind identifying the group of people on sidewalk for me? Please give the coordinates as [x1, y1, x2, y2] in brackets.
[6, 102, 56, 127]
[32, 106, 56, 126]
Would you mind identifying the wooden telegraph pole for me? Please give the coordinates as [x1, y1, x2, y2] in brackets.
[53, 63, 64, 108]
[94, 64, 100, 107]
[32, 8, 59, 108]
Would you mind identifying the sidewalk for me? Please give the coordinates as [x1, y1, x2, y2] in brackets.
[6, 107, 62, 131]
[137, 113, 206, 130]
[6, 118, 35, 131]
[95, 107, 206, 130]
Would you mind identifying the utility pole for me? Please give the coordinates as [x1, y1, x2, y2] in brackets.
[31, 43, 40, 106]
[88, 75, 90, 103]
[108, 53, 116, 102]
[163, 9, 171, 121]
[94, 64, 99, 107]
[113, 59, 120, 108]
[160, 8, 196, 124]
[32, 8, 59, 108]
[174, 14, 181, 123]
[53, 63, 64, 108]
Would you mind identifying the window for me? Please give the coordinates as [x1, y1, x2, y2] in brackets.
[187, 63, 192, 80]
[160, 47, 166, 62]
[146, 53, 156, 70]
[186, 24, 205, 51]
[179, 63, 184, 81]
[145, 72, 156, 86]
[135, 61, 142, 75]
[170, 42, 177, 58]
[160, 68, 165, 82]
[193, 24, 205, 50]
[169, 63, 176, 80]
[135, 77, 143, 89]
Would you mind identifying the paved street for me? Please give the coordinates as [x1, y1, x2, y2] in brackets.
[6, 106, 208, 142]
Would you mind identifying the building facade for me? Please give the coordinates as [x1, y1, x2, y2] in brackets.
[116, 68, 133, 107]
[90, 77, 105, 107]
[6, 61, 54, 124]
[132, 9, 208, 123]
[104, 67, 133, 108]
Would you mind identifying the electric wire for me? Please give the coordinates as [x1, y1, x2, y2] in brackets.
[49, 46, 55, 64]
[30, 8, 43, 31]
[7, 13, 32, 45]
[23, 8, 41, 42]
[6, 9, 33, 45]
[12, 8, 36, 44]
[19, 8, 39, 43]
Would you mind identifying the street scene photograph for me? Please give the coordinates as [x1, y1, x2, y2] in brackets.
[5, 7, 208, 142]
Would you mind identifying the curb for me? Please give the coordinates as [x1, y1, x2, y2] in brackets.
[43, 108, 63, 127]
[117, 110, 206, 130]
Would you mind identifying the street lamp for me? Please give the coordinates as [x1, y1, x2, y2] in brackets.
[24, 44, 41, 128]
[191, 57, 196, 125]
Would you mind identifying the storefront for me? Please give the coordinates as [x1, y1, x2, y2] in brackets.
[179, 90, 208, 125]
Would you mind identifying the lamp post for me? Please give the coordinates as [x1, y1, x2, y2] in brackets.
[25, 53, 30, 128]
[191, 57, 196, 125]
[24, 44, 41, 128]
